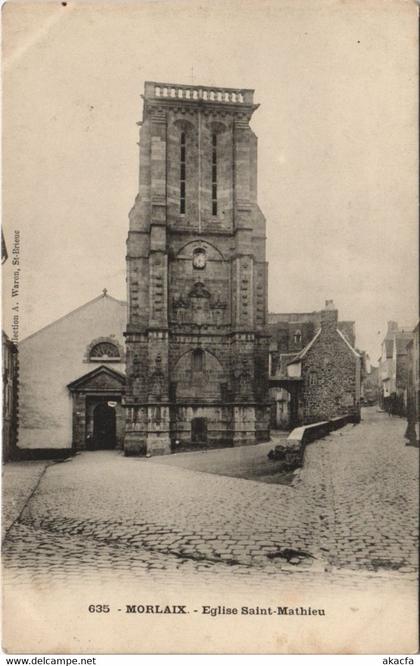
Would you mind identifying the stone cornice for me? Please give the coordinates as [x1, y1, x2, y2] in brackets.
[144, 98, 257, 121]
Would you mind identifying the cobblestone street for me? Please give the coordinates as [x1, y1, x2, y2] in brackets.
[2, 409, 418, 589]
[2, 460, 49, 541]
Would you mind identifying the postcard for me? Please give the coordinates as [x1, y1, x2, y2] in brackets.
[2, 0, 418, 654]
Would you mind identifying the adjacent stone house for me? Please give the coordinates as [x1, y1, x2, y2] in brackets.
[378, 321, 414, 415]
[268, 302, 360, 428]
[406, 321, 419, 444]
[288, 302, 361, 424]
[17, 291, 126, 456]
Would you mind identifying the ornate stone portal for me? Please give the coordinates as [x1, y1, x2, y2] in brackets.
[124, 82, 270, 455]
[68, 365, 126, 451]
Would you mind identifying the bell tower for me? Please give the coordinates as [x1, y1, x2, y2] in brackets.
[124, 81, 270, 455]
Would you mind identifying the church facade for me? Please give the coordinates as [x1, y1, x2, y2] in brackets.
[17, 292, 126, 455]
[124, 82, 270, 455]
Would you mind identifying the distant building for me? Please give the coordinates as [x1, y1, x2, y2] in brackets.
[2, 332, 18, 461]
[269, 301, 361, 429]
[406, 322, 419, 444]
[361, 354, 379, 405]
[394, 330, 414, 415]
[378, 321, 414, 415]
[17, 291, 126, 456]
[378, 320, 398, 409]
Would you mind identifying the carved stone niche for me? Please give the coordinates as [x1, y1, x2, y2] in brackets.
[148, 354, 166, 401]
[233, 357, 253, 401]
[172, 282, 227, 327]
[210, 292, 227, 311]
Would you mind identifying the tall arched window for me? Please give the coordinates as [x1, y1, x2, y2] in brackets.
[180, 132, 186, 214]
[212, 133, 217, 216]
[192, 348, 204, 372]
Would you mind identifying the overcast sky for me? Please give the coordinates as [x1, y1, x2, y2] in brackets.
[2, 0, 418, 361]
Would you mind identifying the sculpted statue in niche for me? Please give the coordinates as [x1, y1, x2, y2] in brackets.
[133, 376, 142, 397]
[172, 283, 227, 327]
[238, 357, 253, 401]
[189, 282, 211, 299]
[149, 354, 165, 400]
[129, 353, 142, 397]
[210, 291, 226, 310]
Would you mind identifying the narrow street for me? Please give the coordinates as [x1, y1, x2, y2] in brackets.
[3, 408, 418, 591]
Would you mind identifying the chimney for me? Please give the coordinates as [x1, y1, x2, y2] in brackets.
[387, 321, 398, 336]
[321, 299, 338, 331]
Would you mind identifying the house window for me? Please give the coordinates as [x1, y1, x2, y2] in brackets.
[192, 348, 204, 372]
[294, 330, 302, 345]
[212, 133, 217, 216]
[309, 371, 317, 386]
[89, 342, 120, 361]
[180, 132, 186, 214]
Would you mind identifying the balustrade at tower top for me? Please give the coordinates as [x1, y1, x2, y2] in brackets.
[143, 81, 257, 110]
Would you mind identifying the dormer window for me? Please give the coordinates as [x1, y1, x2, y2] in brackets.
[294, 330, 302, 345]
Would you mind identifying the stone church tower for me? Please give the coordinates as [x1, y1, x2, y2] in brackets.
[124, 81, 270, 455]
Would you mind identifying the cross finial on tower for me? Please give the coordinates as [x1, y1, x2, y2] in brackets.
[102, 288, 108, 296]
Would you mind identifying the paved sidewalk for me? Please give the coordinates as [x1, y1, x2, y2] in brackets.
[150, 431, 291, 483]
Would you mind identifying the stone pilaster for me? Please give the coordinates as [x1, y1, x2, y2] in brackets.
[146, 330, 170, 455]
[123, 332, 149, 454]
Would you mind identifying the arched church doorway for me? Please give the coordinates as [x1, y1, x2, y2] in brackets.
[191, 417, 207, 444]
[92, 401, 117, 450]
[271, 388, 299, 430]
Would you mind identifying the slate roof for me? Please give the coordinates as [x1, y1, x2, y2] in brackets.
[287, 327, 361, 365]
